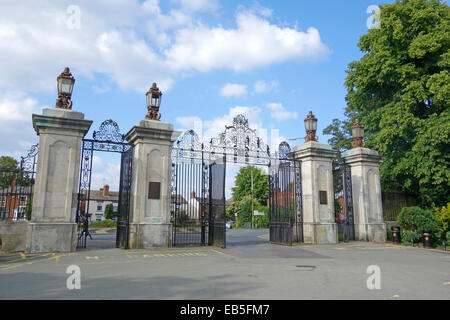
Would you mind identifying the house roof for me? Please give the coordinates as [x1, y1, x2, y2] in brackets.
[171, 194, 188, 204]
[88, 190, 119, 202]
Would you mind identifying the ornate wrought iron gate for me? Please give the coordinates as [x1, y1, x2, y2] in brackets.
[208, 158, 226, 248]
[268, 157, 302, 245]
[333, 155, 355, 242]
[171, 114, 303, 247]
[77, 119, 132, 249]
[116, 147, 133, 249]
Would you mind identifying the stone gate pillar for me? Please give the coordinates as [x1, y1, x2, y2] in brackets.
[26, 108, 92, 253]
[341, 148, 386, 242]
[124, 120, 181, 248]
[292, 141, 338, 244]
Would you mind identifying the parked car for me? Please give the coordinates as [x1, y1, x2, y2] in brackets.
[226, 221, 235, 229]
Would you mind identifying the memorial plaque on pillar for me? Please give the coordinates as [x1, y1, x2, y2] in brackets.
[148, 182, 161, 200]
[319, 191, 327, 205]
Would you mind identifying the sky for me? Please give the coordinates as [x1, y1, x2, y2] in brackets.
[0, 0, 395, 197]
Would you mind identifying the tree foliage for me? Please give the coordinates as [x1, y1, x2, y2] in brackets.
[434, 202, 450, 241]
[231, 166, 268, 205]
[104, 203, 117, 220]
[322, 118, 353, 152]
[226, 195, 269, 228]
[0, 156, 19, 189]
[343, 0, 450, 206]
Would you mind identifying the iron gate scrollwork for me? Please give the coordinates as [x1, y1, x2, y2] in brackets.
[76, 119, 132, 249]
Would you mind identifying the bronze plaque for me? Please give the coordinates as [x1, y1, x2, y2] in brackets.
[148, 182, 161, 200]
[319, 191, 327, 205]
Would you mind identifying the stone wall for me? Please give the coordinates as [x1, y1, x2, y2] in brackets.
[0, 221, 28, 252]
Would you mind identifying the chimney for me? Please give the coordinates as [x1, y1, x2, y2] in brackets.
[191, 191, 196, 199]
[103, 184, 109, 196]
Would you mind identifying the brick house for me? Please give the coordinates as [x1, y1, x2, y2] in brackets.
[86, 185, 119, 221]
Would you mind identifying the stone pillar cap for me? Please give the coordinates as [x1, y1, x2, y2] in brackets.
[292, 141, 337, 159]
[341, 147, 384, 164]
[125, 119, 181, 145]
[32, 108, 92, 136]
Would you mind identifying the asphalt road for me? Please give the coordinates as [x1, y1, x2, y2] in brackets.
[0, 229, 449, 300]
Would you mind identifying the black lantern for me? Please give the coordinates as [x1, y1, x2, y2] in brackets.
[145, 82, 162, 121]
[351, 119, 365, 148]
[55, 67, 75, 109]
[304, 111, 318, 142]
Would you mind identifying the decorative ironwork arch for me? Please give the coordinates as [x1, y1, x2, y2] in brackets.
[174, 114, 272, 165]
[92, 119, 125, 143]
[278, 141, 291, 160]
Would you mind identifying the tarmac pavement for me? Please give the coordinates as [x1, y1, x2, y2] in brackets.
[0, 229, 449, 300]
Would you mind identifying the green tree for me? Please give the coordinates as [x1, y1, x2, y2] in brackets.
[0, 156, 19, 189]
[434, 202, 450, 243]
[236, 196, 253, 227]
[343, 0, 450, 207]
[104, 203, 117, 220]
[322, 118, 353, 152]
[232, 166, 268, 205]
[226, 200, 240, 221]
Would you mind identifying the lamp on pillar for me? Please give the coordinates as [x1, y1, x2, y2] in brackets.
[304, 111, 318, 142]
[55, 67, 75, 109]
[351, 119, 365, 148]
[145, 82, 162, 121]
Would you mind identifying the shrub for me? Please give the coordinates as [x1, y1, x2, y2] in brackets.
[397, 207, 439, 243]
[434, 203, 450, 244]
[89, 219, 117, 228]
[254, 205, 269, 229]
[104, 204, 117, 220]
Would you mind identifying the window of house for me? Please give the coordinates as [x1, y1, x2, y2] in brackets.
[0, 196, 6, 206]
[96, 214, 102, 221]
[19, 195, 27, 206]
[97, 201, 103, 211]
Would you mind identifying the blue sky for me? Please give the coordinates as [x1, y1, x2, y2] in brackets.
[0, 0, 395, 194]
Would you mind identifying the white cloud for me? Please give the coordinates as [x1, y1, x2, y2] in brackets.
[253, 80, 279, 93]
[266, 102, 299, 122]
[0, 1, 329, 94]
[0, 92, 43, 157]
[90, 156, 121, 191]
[165, 12, 330, 72]
[0, 0, 188, 93]
[219, 83, 247, 98]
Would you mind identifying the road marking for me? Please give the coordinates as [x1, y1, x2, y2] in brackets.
[85, 256, 99, 260]
[209, 249, 225, 255]
[48, 254, 63, 262]
[443, 282, 450, 286]
[392, 294, 400, 298]
[19, 252, 26, 260]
